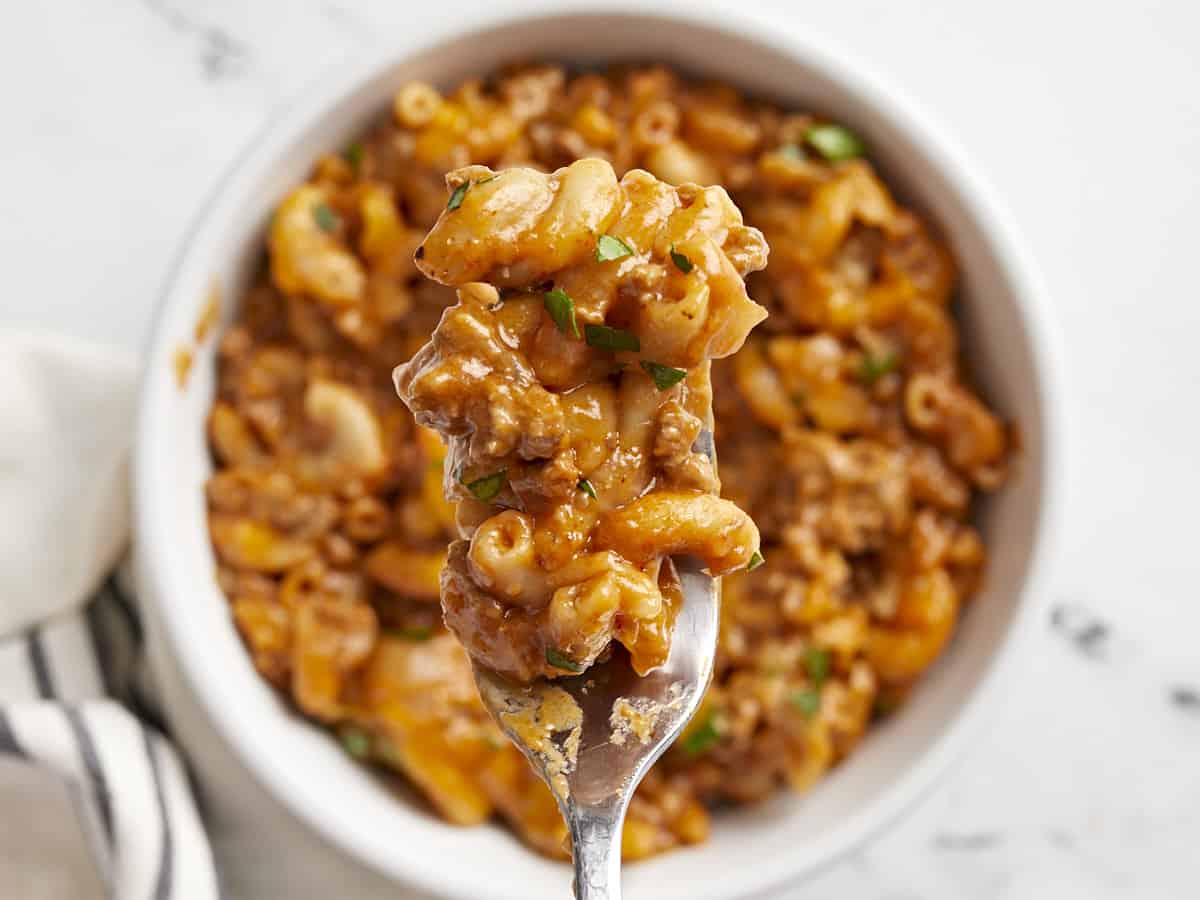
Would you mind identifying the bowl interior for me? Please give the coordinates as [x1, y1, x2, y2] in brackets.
[136, 12, 1055, 900]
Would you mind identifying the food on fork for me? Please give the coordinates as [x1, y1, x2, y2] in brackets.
[393, 159, 767, 682]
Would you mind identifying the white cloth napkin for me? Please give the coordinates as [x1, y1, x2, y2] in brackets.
[0, 332, 433, 900]
[0, 331, 219, 899]
[1, 334, 134, 636]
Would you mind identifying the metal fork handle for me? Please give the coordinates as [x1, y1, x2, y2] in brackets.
[568, 799, 626, 900]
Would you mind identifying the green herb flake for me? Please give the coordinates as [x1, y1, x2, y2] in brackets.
[805, 123, 866, 161]
[585, 323, 640, 353]
[577, 478, 597, 499]
[778, 143, 805, 160]
[313, 203, 340, 233]
[596, 233, 633, 262]
[462, 469, 506, 502]
[806, 646, 832, 688]
[640, 360, 687, 391]
[669, 245, 694, 274]
[393, 626, 433, 642]
[680, 711, 721, 757]
[858, 351, 899, 384]
[544, 288, 580, 338]
[746, 550, 765, 572]
[446, 181, 470, 211]
[343, 142, 364, 173]
[545, 648, 584, 673]
[791, 689, 821, 718]
[340, 728, 370, 760]
[477, 174, 498, 185]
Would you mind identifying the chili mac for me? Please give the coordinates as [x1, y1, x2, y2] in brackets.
[206, 62, 1010, 861]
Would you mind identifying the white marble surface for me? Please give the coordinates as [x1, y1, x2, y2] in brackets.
[3, 1, 1199, 898]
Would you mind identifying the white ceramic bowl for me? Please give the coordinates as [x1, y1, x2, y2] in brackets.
[134, 8, 1064, 900]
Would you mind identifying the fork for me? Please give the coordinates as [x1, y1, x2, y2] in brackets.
[472, 430, 720, 900]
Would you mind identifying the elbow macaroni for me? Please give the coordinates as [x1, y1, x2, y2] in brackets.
[395, 159, 766, 682]
[203, 62, 1011, 863]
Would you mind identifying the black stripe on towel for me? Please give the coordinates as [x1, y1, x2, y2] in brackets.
[0, 709, 25, 757]
[25, 629, 54, 698]
[84, 601, 120, 698]
[144, 729, 174, 900]
[64, 707, 114, 846]
[105, 574, 144, 646]
[26, 627, 117, 852]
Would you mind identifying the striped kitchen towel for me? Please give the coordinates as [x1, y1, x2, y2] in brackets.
[0, 333, 220, 899]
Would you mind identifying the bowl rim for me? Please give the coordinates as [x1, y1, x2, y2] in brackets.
[134, 5, 1067, 898]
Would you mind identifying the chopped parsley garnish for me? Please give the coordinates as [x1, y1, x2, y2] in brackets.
[313, 203, 340, 233]
[584, 323, 640, 353]
[746, 550, 765, 572]
[805, 123, 866, 161]
[858, 350, 899, 384]
[778, 143, 805, 160]
[461, 469, 506, 502]
[343, 142, 364, 173]
[680, 711, 721, 756]
[545, 648, 584, 673]
[596, 234, 634, 262]
[577, 478, 597, 499]
[806, 646, 832, 688]
[340, 728, 370, 759]
[446, 181, 470, 210]
[791, 689, 821, 718]
[544, 288, 580, 338]
[392, 626, 433, 642]
[669, 245, 693, 273]
[640, 360, 687, 391]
